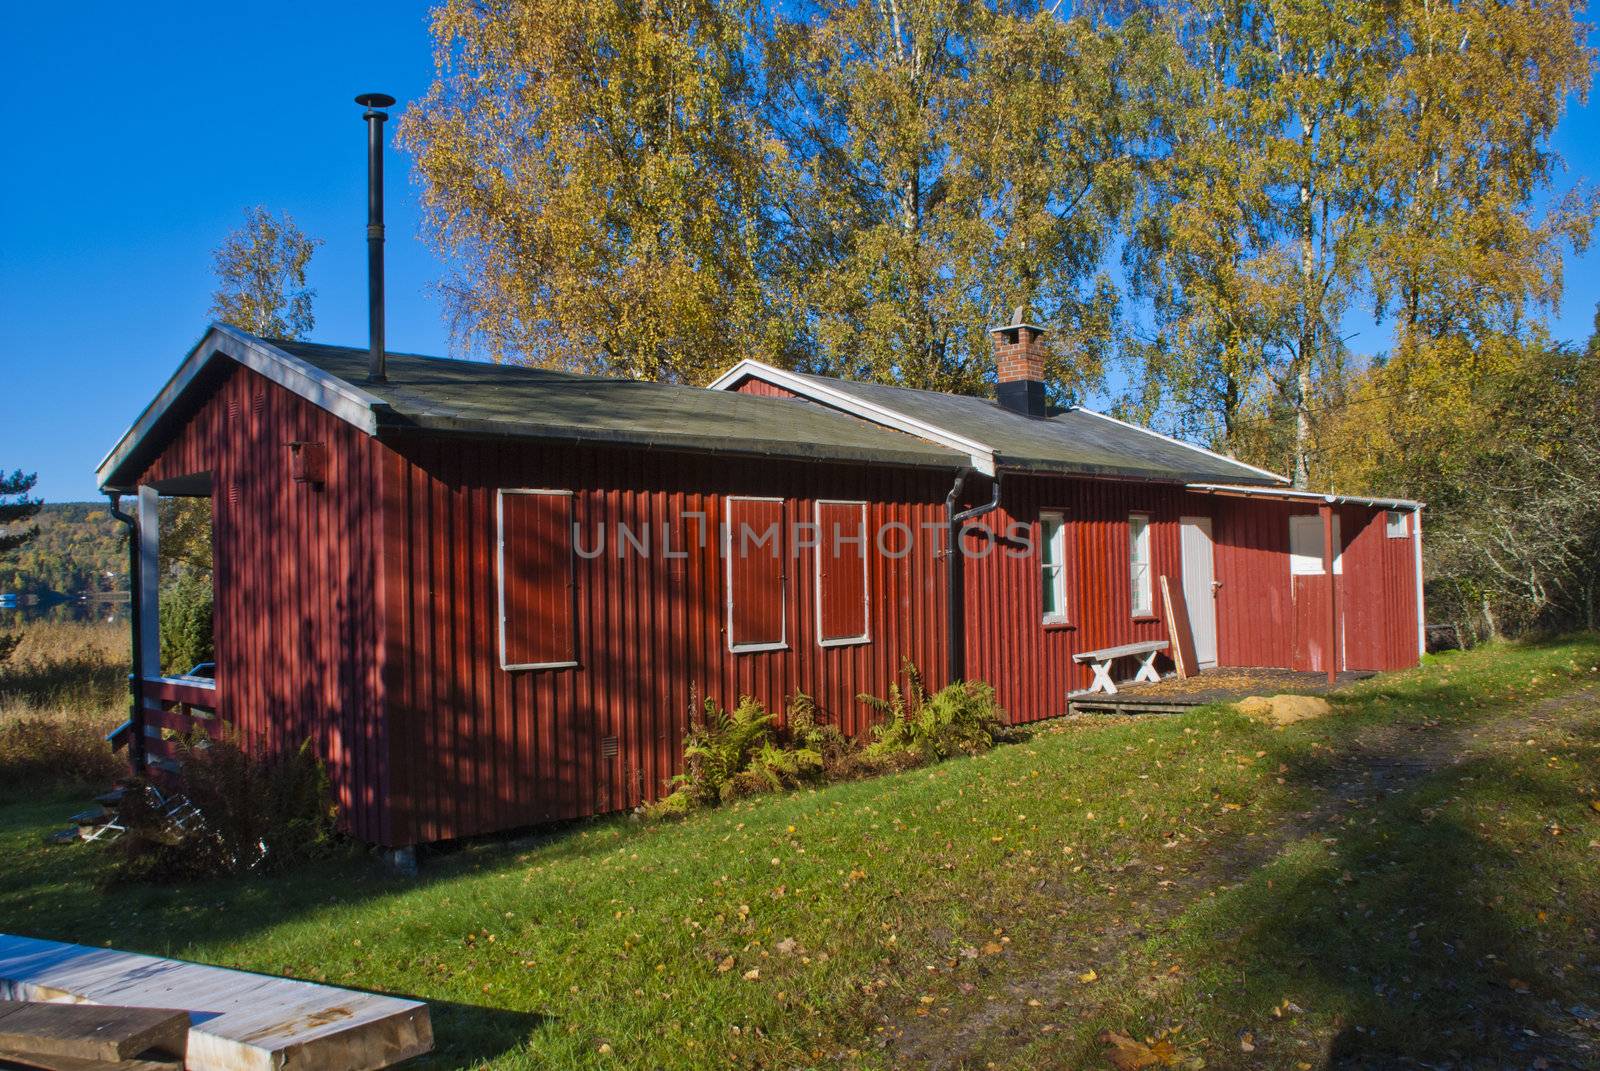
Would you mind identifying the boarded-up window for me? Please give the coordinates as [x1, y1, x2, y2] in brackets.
[725, 497, 787, 651]
[497, 489, 578, 669]
[816, 500, 869, 645]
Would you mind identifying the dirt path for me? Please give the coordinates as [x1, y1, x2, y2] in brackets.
[883, 684, 1600, 1070]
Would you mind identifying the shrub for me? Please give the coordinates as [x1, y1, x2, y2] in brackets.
[861, 660, 1012, 761]
[159, 569, 213, 674]
[113, 736, 340, 882]
[0, 716, 122, 800]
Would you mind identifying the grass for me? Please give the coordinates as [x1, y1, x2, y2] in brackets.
[0, 620, 126, 800]
[0, 636, 1597, 1068]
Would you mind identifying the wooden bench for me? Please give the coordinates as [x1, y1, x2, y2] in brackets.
[1073, 640, 1169, 695]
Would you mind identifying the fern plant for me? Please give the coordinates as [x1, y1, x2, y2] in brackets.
[674, 695, 775, 804]
[861, 660, 1008, 761]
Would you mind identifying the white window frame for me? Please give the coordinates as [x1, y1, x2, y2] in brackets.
[1129, 512, 1153, 617]
[1289, 513, 1344, 576]
[1386, 509, 1409, 539]
[496, 488, 580, 671]
[724, 495, 788, 653]
[814, 500, 870, 647]
[1039, 510, 1068, 625]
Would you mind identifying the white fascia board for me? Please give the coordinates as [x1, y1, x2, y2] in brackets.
[707, 359, 996, 476]
[1187, 482, 1425, 511]
[97, 323, 387, 489]
[1070, 406, 1291, 485]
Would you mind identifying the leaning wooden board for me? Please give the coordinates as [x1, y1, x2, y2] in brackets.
[1160, 575, 1198, 679]
[0, 934, 431, 1071]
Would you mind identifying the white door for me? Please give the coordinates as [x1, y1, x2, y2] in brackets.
[1180, 517, 1218, 668]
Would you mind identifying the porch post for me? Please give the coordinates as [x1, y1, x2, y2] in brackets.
[1321, 502, 1336, 685]
[136, 485, 161, 679]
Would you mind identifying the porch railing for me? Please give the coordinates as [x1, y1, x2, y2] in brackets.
[107, 673, 222, 773]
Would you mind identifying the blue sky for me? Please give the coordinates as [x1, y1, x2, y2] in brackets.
[2, 4, 1596, 503]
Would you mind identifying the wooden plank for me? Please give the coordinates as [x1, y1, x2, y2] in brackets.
[0, 935, 430, 1071]
[1160, 575, 1198, 679]
[1072, 639, 1168, 663]
[0, 1045, 179, 1070]
[0, 1001, 187, 1062]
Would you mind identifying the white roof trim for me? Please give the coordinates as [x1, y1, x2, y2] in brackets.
[96, 323, 387, 490]
[708, 359, 997, 476]
[1069, 407, 1290, 485]
[1187, 483, 1424, 511]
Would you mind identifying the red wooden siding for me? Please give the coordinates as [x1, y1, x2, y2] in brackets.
[725, 497, 787, 649]
[816, 500, 869, 643]
[961, 476, 1193, 720]
[729, 376, 802, 399]
[497, 490, 577, 668]
[1212, 499, 1417, 673]
[378, 440, 952, 844]
[125, 363, 1419, 847]
[129, 364, 393, 844]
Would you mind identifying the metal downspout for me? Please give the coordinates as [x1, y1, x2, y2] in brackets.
[945, 469, 1003, 686]
[107, 493, 146, 771]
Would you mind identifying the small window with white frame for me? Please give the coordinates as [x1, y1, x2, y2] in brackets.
[1386, 509, 1409, 538]
[1040, 510, 1068, 624]
[1128, 512, 1153, 616]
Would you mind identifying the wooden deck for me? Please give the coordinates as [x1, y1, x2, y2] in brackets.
[0, 934, 431, 1071]
[1067, 667, 1373, 716]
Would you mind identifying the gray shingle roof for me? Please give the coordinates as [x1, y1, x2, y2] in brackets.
[271, 340, 967, 471]
[782, 371, 1285, 485]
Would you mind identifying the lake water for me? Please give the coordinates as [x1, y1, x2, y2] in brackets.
[0, 595, 129, 624]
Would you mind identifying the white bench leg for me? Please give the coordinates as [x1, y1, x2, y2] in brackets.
[1133, 649, 1161, 684]
[1089, 660, 1118, 695]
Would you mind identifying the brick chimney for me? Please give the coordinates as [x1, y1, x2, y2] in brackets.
[992, 307, 1048, 417]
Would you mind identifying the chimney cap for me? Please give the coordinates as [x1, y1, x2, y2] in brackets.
[355, 92, 396, 110]
[989, 320, 1047, 335]
[989, 305, 1045, 335]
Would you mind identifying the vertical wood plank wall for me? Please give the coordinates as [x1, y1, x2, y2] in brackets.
[129, 366, 1419, 847]
[377, 438, 953, 844]
[132, 364, 392, 843]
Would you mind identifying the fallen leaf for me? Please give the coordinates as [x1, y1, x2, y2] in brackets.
[716, 956, 735, 973]
[742, 967, 760, 981]
[1239, 1032, 1254, 1053]
[1079, 969, 1099, 983]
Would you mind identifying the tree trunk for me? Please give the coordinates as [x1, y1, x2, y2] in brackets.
[1481, 594, 1499, 642]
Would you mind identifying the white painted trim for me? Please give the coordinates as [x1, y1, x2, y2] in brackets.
[724, 495, 789, 653]
[1413, 507, 1427, 660]
[708, 359, 997, 476]
[1188, 482, 1424, 512]
[813, 500, 870, 647]
[1128, 511, 1154, 617]
[135, 486, 162, 680]
[1071, 407, 1290, 485]
[496, 488, 580, 672]
[1039, 509, 1069, 625]
[97, 323, 386, 490]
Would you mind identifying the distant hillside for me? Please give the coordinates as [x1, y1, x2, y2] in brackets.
[0, 502, 125, 596]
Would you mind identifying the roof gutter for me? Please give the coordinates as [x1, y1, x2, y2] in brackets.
[1186, 482, 1424, 512]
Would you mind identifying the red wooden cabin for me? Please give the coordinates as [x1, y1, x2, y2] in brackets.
[97, 320, 1423, 849]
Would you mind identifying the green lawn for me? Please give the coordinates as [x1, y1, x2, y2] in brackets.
[3, 637, 1598, 1069]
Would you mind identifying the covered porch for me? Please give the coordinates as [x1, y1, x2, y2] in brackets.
[104, 473, 220, 772]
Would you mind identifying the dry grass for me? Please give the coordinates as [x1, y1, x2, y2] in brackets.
[0, 620, 126, 799]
